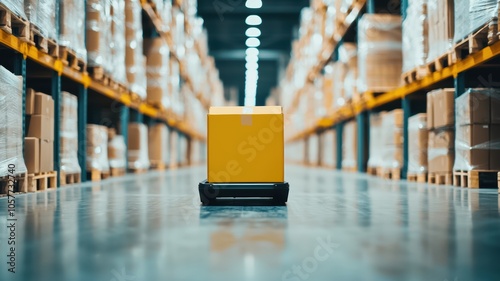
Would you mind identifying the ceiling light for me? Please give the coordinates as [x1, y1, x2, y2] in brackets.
[245, 0, 262, 9]
[246, 48, 259, 56]
[246, 37, 260, 47]
[245, 15, 262, 26]
[245, 55, 258, 63]
[245, 62, 259, 70]
[245, 27, 261, 37]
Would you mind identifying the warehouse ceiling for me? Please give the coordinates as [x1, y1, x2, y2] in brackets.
[198, 0, 309, 105]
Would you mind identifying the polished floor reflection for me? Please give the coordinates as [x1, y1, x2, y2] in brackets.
[1, 166, 500, 281]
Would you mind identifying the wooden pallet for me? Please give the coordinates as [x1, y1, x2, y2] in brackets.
[402, 66, 431, 84]
[367, 166, 377, 176]
[129, 168, 147, 174]
[150, 161, 168, 171]
[129, 92, 143, 108]
[450, 20, 498, 64]
[87, 169, 110, 182]
[60, 172, 81, 186]
[0, 173, 28, 196]
[342, 167, 357, 173]
[453, 170, 499, 189]
[407, 173, 427, 183]
[88, 66, 128, 93]
[425, 51, 453, 73]
[110, 167, 126, 177]
[0, 4, 30, 41]
[376, 168, 401, 180]
[27, 171, 57, 192]
[59, 46, 86, 72]
[30, 26, 58, 57]
[428, 172, 453, 186]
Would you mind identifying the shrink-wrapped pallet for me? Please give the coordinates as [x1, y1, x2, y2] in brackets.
[60, 92, 81, 175]
[86, 0, 112, 70]
[454, 0, 499, 43]
[402, 0, 428, 72]
[380, 109, 404, 169]
[408, 114, 428, 174]
[358, 14, 402, 93]
[108, 129, 126, 169]
[144, 38, 170, 108]
[110, 0, 126, 84]
[59, 0, 87, 60]
[0, 0, 25, 19]
[125, 0, 147, 99]
[367, 112, 383, 170]
[148, 123, 169, 167]
[427, 0, 454, 62]
[339, 43, 358, 100]
[0, 66, 26, 177]
[341, 120, 357, 170]
[322, 130, 337, 169]
[86, 125, 109, 172]
[128, 123, 150, 170]
[24, 0, 57, 39]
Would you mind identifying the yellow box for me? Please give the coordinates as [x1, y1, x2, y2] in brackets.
[208, 106, 284, 183]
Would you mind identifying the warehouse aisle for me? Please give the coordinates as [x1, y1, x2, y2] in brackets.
[1, 166, 500, 281]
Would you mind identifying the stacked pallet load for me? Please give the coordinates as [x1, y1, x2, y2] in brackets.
[453, 0, 499, 49]
[453, 89, 500, 188]
[87, 125, 110, 181]
[308, 134, 319, 167]
[402, 0, 428, 82]
[60, 92, 81, 185]
[426, 0, 453, 69]
[24, 0, 58, 56]
[1, 66, 27, 194]
[169, 130, 178, 168]
[357, 14, 402, 94]
[144, 37, 170, 109]
[427, 89, 455, 185]
[378, 109, 404, 180]
[59, 0, 87, 70]
[125, 0, 146, 100]
[321, 130, 336, 169]
[407, 114, 428, 183]
[367, 112, 383, 175]
[148, 123, 170, 170]
[340, 43, 358, 102]
[26, 89, 57, 191]
[128, 123, 150, 173]
[108, 128, 126, 177]
[341, 120, 357, 172]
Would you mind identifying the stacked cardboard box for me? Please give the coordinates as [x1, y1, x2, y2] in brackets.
[144, 38, 170, 108]
[148, 123, 169, 167]
[341, 120, 357, 170]
[408, 114, 428, 175]
[87, 125, 109, 172]
[60, 91, 81, 176]
[454, 0, 498, 43]
[128, 123, 150, 170]
[108, 129, 126, 170]
[358, 14, 402, 93]
[125, 0, 147, 99]
[109, 0, 126, 84]
[26, 90, 55, 174]
[454, 89, 500, 171]
[402, 0, 428, 73]
[59, 0, 87, 60]
[340, 43, 358, 101]
[427, 0, 454, 62]
[24, 0, 57, 39]
[0, 66, 26, 177]
[322, 130, 337, 169]
[427, 89, 455, 174]
[367, 112, 384, 171]
[308, 134, 319, 166]
[380, 109, 404, 171]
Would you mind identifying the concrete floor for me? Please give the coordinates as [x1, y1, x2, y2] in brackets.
[1, 166, 500, 281]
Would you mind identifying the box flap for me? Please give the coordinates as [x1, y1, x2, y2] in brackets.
[209, 106, 283, 115]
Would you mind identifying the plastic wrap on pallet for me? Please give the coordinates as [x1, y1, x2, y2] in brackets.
[308, 134, 319, 166]
[148, 123, 169, 166]
[128, 123, 150, 170]
[408, 114, 428, 174]
[0, 0, 26, 19]
[341, 120, 357, 169]
[145, 38, 170, 108]
[453, 124, 500, 171]
[125, 0, 146, 99]
[108, 134, 126, 169]
[59, 0, 87, 61]
[24, 0, 57, 39]
[380, 109, 404, 169]
[455, 88, 500, 125]
[0, 66, 26, 177]
[402, 0, 428, 73]
[332, 62, 347, 108]
[367, 112, 383, 169]
[428, 129, 455, 173]
[86, 125, 110, 172]
[427, 0, 454, 63]
[358, 14, 402, 93]
[322, 130, 337, 168]
[86, 0, 112, 69]
[453, 0, 470, 43]
[109, 0, 126, 84]
[60, 92, 81, 175]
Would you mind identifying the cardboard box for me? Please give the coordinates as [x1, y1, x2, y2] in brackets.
[26, 88, 36, 115]
[27, 115, 54, 141]
[429, 152, 454, 173]
[456, 89, 490, 125]
[433, 88, 455, 128]
[40, 139, 54, 173]
[426, 91, 434, 129]
[429, 129, 454, 149]
[34, 92, 54, 117]
[428, 128, 454, 173]
[148, 123, 169, 163]
[24, 137, 40, 173]
[408, 114, 428, 173]
[208, 106, 284, 183]
[454, 124, 490, 171]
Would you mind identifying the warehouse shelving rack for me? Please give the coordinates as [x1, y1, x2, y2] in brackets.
[286, 0, 500, 179]
[0, 0, 209, 185]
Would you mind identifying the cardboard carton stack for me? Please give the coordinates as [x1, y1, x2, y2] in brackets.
[367, 112, 383, 174]
[1, 66, 26, 178]
[26, 90, 55, 174]
[108, 129, 126, 171]
[340, 43, 358, 102]
[427, 89, 455, 177]
[86, 125, 109, 173]
[402, 0, 428, 74]
[321, 130, 336, 169]
[408, 114, 428, 177]
[60, 92, 81, 177]
[128, 123, 150, 171]
[454, 89, 500, 172]
[59, 0, 87, 60]
[454, 0, 498, 43]
[358, 14, 402, 93]
[148, 123, 169, 168]
[109, 0, 126, 84]
[125, 0, 146, 99]
[341, 120, 357, 171]
[379, 109, 404, 176]
[308, 134, 319, 167]
[24, 0, 57, 40]
[144, 38, 170, 108]
[427, 0, 453, 63]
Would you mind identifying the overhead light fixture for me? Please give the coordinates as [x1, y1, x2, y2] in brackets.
[246, 48, 259, 56]
[245, 56, 258, 64]
[245, 0, 262, 9]
[245, 15, 262, 26]
[246, 37, 260, 47]
[245, 27, 261, 37]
